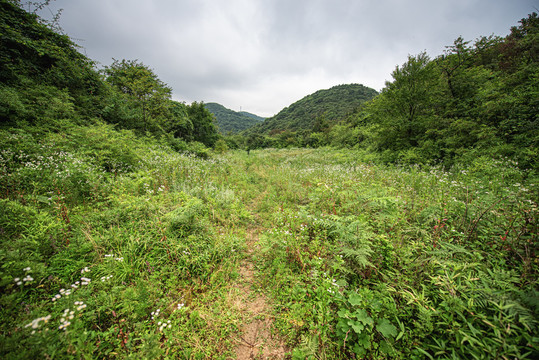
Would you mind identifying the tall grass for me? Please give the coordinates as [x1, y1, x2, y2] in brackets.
[246, 148, 537, 359]
[0, 125, 245, 359]
[1, 129, 537, 358]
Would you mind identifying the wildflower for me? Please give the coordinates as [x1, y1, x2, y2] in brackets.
[23, 275, 34, 282]
[58, 309, 74, 330]
[58, 321, 71, 331]
[151, 308, 161, 320]
[159, 320, 171, 331]
[74, 301, 87, 311]
[81, 267, 90, 274]
[25, 315, 51, 330]
[63, 309, 75, 320]
[100, 275, 113, 282]
[23, 267, 31, 272]
[177, 303, 185, 310]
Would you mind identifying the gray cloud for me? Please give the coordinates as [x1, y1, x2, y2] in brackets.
[41, 0, 536, 117]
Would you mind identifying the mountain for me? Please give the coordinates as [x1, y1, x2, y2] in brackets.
[204, 102, 265, 134]
[244, 84, 378, 135]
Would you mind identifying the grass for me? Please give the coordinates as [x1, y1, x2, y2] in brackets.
[1, 127, 537, 359]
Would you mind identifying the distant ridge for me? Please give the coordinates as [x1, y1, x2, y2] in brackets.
[205, 103, 265, 134]
[244, 84, 378, 135]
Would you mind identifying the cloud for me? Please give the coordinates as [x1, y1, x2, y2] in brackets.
[43, 0, 536, 117]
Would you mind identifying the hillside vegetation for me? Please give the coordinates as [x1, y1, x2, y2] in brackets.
[204, 102, 264, 134]
[244, 84, 378, 135]
[244, 16, 538, 169]
[329, 23, 539, 168]
[0, 1, 538, 359]
[0, 0, 220, 154]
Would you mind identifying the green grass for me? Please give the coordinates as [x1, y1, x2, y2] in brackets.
[1, 129, 537, 359]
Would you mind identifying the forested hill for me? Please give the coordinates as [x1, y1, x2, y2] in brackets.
[244, 84, 378, 135]
[204, 102, 264, 134]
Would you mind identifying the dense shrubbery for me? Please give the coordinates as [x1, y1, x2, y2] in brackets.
[251, 149, 537, 359]
[327, 14, 539, 169]
[0, 124, 250, 358]
[0, 0, 220, 152]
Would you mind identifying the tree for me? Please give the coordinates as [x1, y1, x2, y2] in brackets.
[166, 100, 193, 140]
[0, 0, 105, 124]
[377, 52, 437, 150]
[186, 102, 219, 147]
[102, 59, 171, 133]
[437, 37, 472, 99]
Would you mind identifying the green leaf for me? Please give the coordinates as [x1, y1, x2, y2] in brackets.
[350, 321, 364, 334]
[379, 340, 395, 355]
[353, 309, 374, 326]
[376, 318, 398, 338]
[358, 333, 371, 349]
[337, 309, 350, 318]
[348, 293, 363, 306]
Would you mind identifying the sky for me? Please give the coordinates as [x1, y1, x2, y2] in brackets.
[37, 0, 538, 117]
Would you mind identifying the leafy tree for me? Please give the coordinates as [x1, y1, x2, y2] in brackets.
[246, 133, 265, 150]
[102, 59, 172, 133]
[186, 101, 219, 147]
[0, 0, 104, 125]
[213, 139, 229, 153]
[437, 37, 473, 100]
[166, 100, 193, 139]
[345, 14, 538, 168]
[370, 53, 438, 153]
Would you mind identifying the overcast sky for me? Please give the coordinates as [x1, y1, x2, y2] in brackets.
[38, 0, 537, 117]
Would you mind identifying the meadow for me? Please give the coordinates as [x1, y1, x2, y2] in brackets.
[0, 127, 537, 359]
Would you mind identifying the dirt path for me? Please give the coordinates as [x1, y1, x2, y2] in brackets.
[233, 227, 287, 359]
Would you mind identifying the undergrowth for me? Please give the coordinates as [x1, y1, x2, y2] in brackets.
[1, 129, 537, 359]
[0, 124, 248, 359]
[251, 148, 538, 359]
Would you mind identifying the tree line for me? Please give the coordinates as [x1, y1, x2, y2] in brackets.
[244, 13, 538, 170]
[1, 0, 537, 169]
[1, 0, 220, 153]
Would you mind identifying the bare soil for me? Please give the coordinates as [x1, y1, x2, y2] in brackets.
[233, 227, 287, 360]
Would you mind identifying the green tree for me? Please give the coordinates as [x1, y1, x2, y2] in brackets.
[102, 59, 171, 133]
[373, 53, 438, 152]
[213, 139, 229, 153]
[0, 0, 104, 125]
[186, 101, 219, 147]
[166, 100, 193, 140]
[437, 37, 472, 100]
